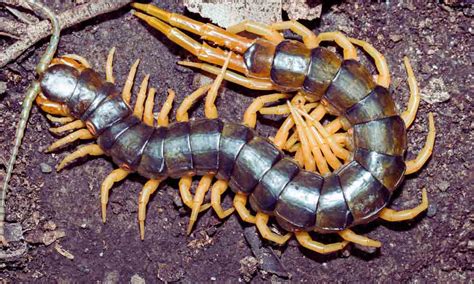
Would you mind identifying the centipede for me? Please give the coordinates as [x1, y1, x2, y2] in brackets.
[1, 2, 436, 255]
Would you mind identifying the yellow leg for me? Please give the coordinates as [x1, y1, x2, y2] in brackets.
[56, 144, 104, 171]
[401, 57, 421, 128]
[297, 108, 350, 162]
[157, 89, 175, 127]
[132, 4, 254, 54]
[178, 177, 212, 212]
[379, 189, 428, 222]
[178, 61, 274, 90]
[138, 179, 161, 240]
[143, 88, 156, 127]
[243, 93, 289, 128]
[405, 113, 435, 175]
[49, 120, 85, 134]
[176, 84, 212, 122]
[61, 54, 91, 68]
[255, 213, 292, 245]
[287, 102, 316, 171]
[100, 168, 129, 223]
[187, 174, 213, 234]
[338, 229, 381, 248]
[295, 231, 349, 254]
[46, 129, 94, 152]
[233, 193, 256, 224]
[315, 31, 358, 60]
[271, 20, 318, 48]
[36, 93, 70, 116]
[122, 59, 140, 105]
[106, 47, 116, 83]
[227, 20, 284, 43]
[46, 114, 74, 124]
[205, 52, 232, 119]
[133, 74, 150, 119]
[210, 179, 234, 219]
[259, 102, 318, 116]
[349, 37, 390, 87]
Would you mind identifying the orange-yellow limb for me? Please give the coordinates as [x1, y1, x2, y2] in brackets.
[287, 102, 316, 171]
[227, 20, 284, 43]
[178, 177, 212, 212]
[401, 57, 421, 128]
[255, 213, 292, 245]
[176, 84, 212, 122]
[210, 179, 234, 219]
[132, 10, 248, 74]
[49, 120, 85, 134]
[143, 88, 156, 127]
[271, 20, 318, 48]
[36, 93, 70, 116]
[405, 113, 435, 174]
[133, 74, 150, 118]
[132, 3, 254, 54]
[46, 129, 94, 152]
[315, 31, 358, 60]
[100, 168, 129, 223]
[46, 114, 74, 124]
[178, 61, 274, 90]
[157, 89, 175, 127]
[122, 59, 140, 105]
[243, 93, 289, 128]
[138, 178, 161, 240]
[205, 52, 232, 119]
[233, 193, 256, 224]
[62, 54, 91, 69]
[187, 174, 214, 234]
[56, 144, 104, 171]
[295, 231, 349, 254]
[379, 189, 428, 222]
[259, 102, 318, 116]
[106, 47, 116, 83]
[349, 37, 390, 87]
[338, 229, 381, 247]
[298, 108, 350, 162]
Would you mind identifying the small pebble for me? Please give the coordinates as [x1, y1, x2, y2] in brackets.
[468, 240, 474, 250]
[389, 34, 403, 43]
[130, 274, 145, 284]
[40, 163, 52, 173]
[437, 180, 450, 192]
[0, 81, 6, 95]
[427, 203, 437, 217]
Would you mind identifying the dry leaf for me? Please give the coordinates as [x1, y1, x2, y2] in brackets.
[183, 0, 321, 28]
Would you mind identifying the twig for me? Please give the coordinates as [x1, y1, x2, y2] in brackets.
[0, 0, 132, 68]
[0, 18, 28, 36]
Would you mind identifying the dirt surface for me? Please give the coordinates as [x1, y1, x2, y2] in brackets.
[1, 0, 473, 282]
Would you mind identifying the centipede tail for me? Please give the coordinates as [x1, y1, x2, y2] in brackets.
[1, 0, 60, 249]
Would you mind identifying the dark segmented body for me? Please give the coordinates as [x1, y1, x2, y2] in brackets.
[39, 50, 407, 233]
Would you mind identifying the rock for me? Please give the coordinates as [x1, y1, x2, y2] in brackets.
[437, 180, 450, 192]
[421, 78, 451, 104]
[39, 163, 52, 173]
[5, 223, 23, 243]
[130, 274, 145, 284]
[104, 271, 120, 284]
[0, 81, 6, 95]
[239, 256, 259, 282]
[389, 34, 403, 43]
[427, 203, 437, 217]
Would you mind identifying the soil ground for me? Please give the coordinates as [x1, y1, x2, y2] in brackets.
[0, 0, 472, 282]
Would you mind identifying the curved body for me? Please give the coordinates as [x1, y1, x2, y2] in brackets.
[40, 61, 407, 233]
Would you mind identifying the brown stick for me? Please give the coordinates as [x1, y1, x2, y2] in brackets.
[0, 18, 27, 36]
[0, 0, 132, 68]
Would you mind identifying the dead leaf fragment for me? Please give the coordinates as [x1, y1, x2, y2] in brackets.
[184, 0, 321, 28]
[54, 243, 74, 260]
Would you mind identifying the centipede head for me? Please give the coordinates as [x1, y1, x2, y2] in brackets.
[40, 63, 80, 103]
